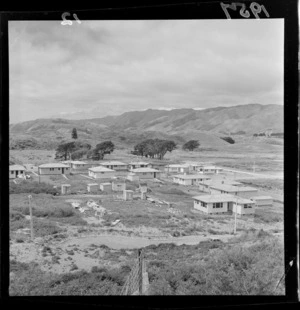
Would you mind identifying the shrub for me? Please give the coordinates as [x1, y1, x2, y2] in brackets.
[10, 181, 59, 195]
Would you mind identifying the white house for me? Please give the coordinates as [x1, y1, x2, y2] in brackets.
[131, 168, 161, 179]
[232, 197, 256, 215]
[100, 161, 128, 171]
[250, 196, 273, 207]
[196, 165, 222, 174]
[9, 165, 26, 179]
[164, 164, 190, 174]
[193, 194, 235, 214]
[128, 162, 152, 171]
[198, 180, 242, 193]
[62, 160, 90, 169]
[173, 174, 211, 186]
[38, 163, 70, 175]
[209, 184, 258, 198]
[88, 166, 116, 179]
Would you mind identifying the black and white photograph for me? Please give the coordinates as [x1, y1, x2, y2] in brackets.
[5, 3, 293, 298]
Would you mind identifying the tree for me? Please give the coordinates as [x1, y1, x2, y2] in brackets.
[132, 139, 176, 160]
[220, 137, 235, 144]
[182, 140, 200, 151]
[88, 141, 115, 160]
[72, 128, 78, 140]
[55, 142, 76, 160]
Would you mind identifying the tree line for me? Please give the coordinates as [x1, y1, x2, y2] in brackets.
[55, 128, 204, 161]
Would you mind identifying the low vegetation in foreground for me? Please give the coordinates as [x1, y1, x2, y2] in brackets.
[10, 234, 284, 296]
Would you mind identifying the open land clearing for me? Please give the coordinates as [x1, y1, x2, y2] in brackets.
[9, 141, 284, 295]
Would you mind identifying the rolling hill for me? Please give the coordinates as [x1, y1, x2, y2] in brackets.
[9, 103, 283, 150]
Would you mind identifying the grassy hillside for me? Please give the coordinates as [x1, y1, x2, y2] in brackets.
[9, 104, 283, 150]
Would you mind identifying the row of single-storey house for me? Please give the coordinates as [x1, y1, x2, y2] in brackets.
[165, 163, 222, 174]
[9, 161, 160, 181]
[192, 176, 273, 214]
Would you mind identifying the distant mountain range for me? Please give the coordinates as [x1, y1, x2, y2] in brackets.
[9, 104, 283, 150]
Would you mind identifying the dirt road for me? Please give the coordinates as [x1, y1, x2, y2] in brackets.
[60, 233, 236, 250]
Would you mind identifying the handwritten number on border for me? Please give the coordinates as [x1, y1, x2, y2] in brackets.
[61, 12, 81, 25]
[221, 2, 269, 19]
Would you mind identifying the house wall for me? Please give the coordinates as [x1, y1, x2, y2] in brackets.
[71, 163, 89, 169]
[101, 164, 128, 171]
[88, 171, 115, 179]
[136, 172, 157, 179]
[194, 201, 228, 214]
[233, 203, 255, 215]
[252, 198, 273, 206]
[9, 170, 25, 179]
[39, 167, 70, 175]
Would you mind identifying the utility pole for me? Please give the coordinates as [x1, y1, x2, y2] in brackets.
[28, 195, 34, 240]
[138, 249, 143, 295]
[234, 198, 237, 235]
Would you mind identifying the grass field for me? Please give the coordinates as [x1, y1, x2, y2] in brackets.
[9, 141, 285, 295]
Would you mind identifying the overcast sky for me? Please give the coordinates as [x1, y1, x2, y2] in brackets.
[9, 19, 283, 123]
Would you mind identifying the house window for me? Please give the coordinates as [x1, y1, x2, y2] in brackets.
[58, 168, 60, 170]
[50, 168, 54, 171]
[11, 171, 14, 174]
[213, 202, 222, 208]
[143, 173, 147, 175]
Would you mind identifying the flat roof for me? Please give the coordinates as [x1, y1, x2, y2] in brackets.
[39, 163, 70, 168]
[209, 184, 258, 192]
[89, 166, 115, 172]
[173, 174, 211, 180]
[100, 161, 127, 166]
[9, 165, 26, 171]
[132, 168, 160, 173]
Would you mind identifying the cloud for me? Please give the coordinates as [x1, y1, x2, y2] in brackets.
[9, 19, 284, 123]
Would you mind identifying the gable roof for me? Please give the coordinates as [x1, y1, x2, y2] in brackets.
[9, 165, 26, 171]
[89, 166, 115, 172]
[173, 174, 211, 180]
[38, 163, 70, 168]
